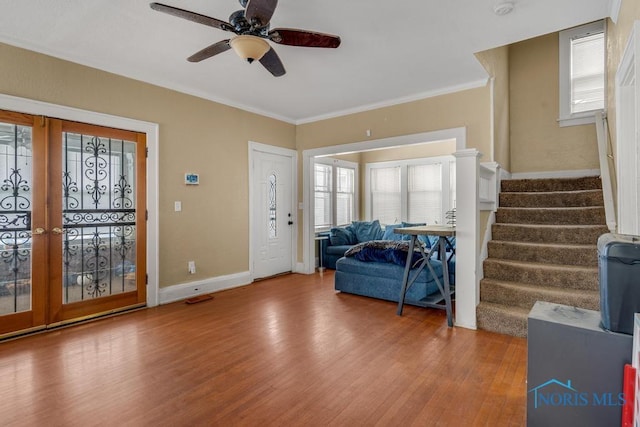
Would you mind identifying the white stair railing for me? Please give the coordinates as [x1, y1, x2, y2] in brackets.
[595, 111, 617, 232]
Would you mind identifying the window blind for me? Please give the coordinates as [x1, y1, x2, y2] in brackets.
[371, 167, 401, 224]
[336, 167, 354, 226]
[407, 163, 442, 224]
[314, 163, 332, 227]
[570, 32, 604, 114]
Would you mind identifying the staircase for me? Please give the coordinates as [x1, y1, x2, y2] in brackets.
[476, 176, 609, 337]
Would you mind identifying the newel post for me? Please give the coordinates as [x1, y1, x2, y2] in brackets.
[453, 149, 482, 329]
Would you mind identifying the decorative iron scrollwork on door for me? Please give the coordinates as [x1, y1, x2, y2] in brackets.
[62, 133, 137, 303]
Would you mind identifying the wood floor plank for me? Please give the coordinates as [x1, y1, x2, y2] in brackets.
[0, 271, 526, 426]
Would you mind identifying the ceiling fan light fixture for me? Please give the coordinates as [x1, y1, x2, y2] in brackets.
[229, 35, 270, 63]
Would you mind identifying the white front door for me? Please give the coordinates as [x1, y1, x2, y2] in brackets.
[252, 149, 294, 279]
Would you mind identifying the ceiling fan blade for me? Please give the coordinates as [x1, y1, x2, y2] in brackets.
[269, 28, 341, 48]
[245, 0, 278, 27]
[259, 47, 286, 77]
[187, 40, 231, 62]
[150, 3, 232, 32]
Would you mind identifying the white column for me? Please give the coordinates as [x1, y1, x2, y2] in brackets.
[453, 149, 482, 329]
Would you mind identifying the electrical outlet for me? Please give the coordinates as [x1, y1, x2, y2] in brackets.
[188, 261, 196, 274]
[174, 201, 182, 212]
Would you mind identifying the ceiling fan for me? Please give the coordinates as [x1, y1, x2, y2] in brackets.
[150, 0, 341, 77]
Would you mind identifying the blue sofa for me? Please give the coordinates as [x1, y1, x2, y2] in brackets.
[319, 220, 455, 284]
[318, 220, 385, 270]
[320, 220, 455, 307]
[335, 245, 445, 306]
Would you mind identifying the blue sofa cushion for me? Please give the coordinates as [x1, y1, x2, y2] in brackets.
[325, 244, 354, 256]
[382, 223, 405, 241]
[350, 220, 384, 243]
[344, 240, 427, 267]
[336, 256, 443, 283]
[329, 226, 356, 246]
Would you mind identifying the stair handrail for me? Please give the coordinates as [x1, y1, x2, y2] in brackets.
[595, 111, 617, 232]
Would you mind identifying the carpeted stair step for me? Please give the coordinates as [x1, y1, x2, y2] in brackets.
[483, 258, 598, 291]
[476, 302, 529, 338]
[491, 224, 609, 245]
[501, 176, 602, 193]
[487, 241, 597, 266]
[480, 278, 600, 311]
[495, 206, 605, 225]
[499, 189, 604, 208]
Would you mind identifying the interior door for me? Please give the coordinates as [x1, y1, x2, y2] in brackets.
[0, 112, 146, 337]
[252, 150, 293, 279]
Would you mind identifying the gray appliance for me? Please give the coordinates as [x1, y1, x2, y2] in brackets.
[598, 233, 640, 334]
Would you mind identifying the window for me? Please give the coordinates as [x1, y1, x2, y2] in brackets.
[336, 167, 355, 226]
[559, 21, 605, 126]
[407, 163, 441, 224]
[314, 163, 332, 228]
[314, 158, 357, 230]
[366, 156, 455, 225]
[371, 167, 401, 224]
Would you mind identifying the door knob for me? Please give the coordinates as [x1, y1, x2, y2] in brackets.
[33, 227, 46, 235]
[52, 227, 65, 235]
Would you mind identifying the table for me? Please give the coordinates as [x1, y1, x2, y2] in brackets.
[314, 235, 329, 272]
[394, 225, 456, 326]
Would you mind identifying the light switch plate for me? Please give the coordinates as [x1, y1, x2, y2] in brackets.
[174, 201, 182, 212]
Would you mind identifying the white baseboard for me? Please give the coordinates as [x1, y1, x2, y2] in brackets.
[510, 169, 600, 180]
[295, 262, 308, 273]
[159, 271, 252, 305]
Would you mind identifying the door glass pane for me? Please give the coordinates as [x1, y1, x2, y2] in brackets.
[268, 173, 277, 239]
[62, 132, 137, 303]
[0, 122, 33, 315]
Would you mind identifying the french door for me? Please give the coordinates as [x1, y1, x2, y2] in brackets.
[0, 110, 146, 337]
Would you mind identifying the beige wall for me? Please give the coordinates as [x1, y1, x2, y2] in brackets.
[0, 42, 296, 288]
[298, 86, 492, 259]
[296, 86, 491, 154]
[476, 46, 510, 170]
[509, 33, 599, 173]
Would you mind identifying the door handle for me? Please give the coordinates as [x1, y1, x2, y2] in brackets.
[52, 227, 65, 235]
[288, 221, 293, 225]
[33, 227, 46, 235]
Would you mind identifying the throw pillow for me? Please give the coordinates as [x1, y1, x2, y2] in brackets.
[329, 226, 356, 246]
[351, 220, 384, 242]
[382, 223, 405, 241]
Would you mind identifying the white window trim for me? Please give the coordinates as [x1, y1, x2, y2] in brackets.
[558, 20, 606, 127]
[364, 155, 455, 225]
[313, 157, 359, 231]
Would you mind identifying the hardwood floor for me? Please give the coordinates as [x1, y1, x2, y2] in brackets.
[0, 271, 527, 426]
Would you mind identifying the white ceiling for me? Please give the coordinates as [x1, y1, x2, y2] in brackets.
[0, 0, 615, 124]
